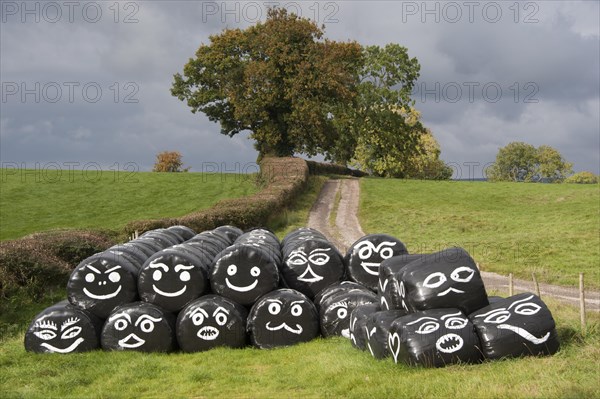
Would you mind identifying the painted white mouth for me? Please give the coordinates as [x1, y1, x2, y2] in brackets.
[297, 265, 324, 283]
[197, 326, 220, 341]
[265, 321, 303, 335]
[40, 337, 85, 353]
[153, 284, 187, 297]
[118, 333, 145, 348]
[360, 262, 381, 276]
[341, 328, 351, 339]
[83, 285, 122, 300]
[226, 278, 258, 292]
[437, 287, 465, 297]
[498, 324, 550, 344]
[436, 333, 464, 353]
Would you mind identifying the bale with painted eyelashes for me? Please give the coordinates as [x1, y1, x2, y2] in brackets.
[247, 288, 319, 349]
[388, 308, 482, 367]
[469, 293, 559, 360]
[345, 234, 408, 291]
[364, 310, 409, 359]
[101, 302, 177, 352]
[349, 303, 381, 350]
[25, 300, 103, 354]
[397, 247, 489, 315]
[177, 295, 248, 352]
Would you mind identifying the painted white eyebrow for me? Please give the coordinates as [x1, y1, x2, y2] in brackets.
[310, 248, 331, 253]
[190, 308, 208, 318]
[265, 299, 283, 305]
[377, 241, 398, 248]
[290, 249, 307, 255]
[213, 306, 229, 316]
[508, 295, 535, 310]
[441, 311, 463, 320]
[406, 316, 438, 326]
[108, 312, 131, 323]
[135, 314, 162, 326]
[85, 264, 101, 274]
[474, 308, 507, 318]
[148, 262, 168, 272]
[61, 317, 80, 330]
[290, 300, 305, 305]
[175, 264, 195, 272]
[105, 265, 122, 273]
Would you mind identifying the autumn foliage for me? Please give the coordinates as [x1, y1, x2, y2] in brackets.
[152, 151, 190, 172]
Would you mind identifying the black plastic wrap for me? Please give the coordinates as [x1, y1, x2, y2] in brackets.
[319, 288, 379, 338]
[469, 293, 560, 360]
[213, 225, 244, 244]
[349, 303, 380, 350]
[24, 300, 103, 353]
[365, 310, 409, 359]
[167, 225, 197, 241]
[378, 254, 424, 310]
[314, 281, 367, 313]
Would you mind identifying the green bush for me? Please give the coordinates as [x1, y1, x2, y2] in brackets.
[564, 171, 599, 184]
[305, 160, 366, 177]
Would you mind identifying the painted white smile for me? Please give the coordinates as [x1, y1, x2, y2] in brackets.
[437, 287, 465, 297]
[226, 278, 258, 292]
[265, 321, 303, 335]
[498, 324, 550, 345]
[118, 333, 145, 348]
[83, 285, 122, 300]
[360, 262, 381, 276]
[152, 284, 187, 297]
[436, 333, 464, 353]
[341, 328, 351, 339]
[197, 326, 220, 341]
[40, 338, 85, 353]
[297, 265, 324, 283]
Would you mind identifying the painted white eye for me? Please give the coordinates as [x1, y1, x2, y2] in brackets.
[445, 317, 468, 330]
[192, 312, 204, 326]
[114, 319, 128, 331]
[451, 266, 475, 283]
[268, 302, 281, 315]
[515, 302, 541, 316]
[337, 308, 348, 319]
[250, 266, 261, 277]
[358, 244, 373, 260]
[399, 281, 405, 297]
[61, 326, 82, 339]
[483, 310, 511, 324]
[415, 321, 439, 335]
[108, 271, 121, 283]
[180, 271, 191, 282]
[308, 253, 330, 266]
[215, 312, 228, 326]
[379, 247, 394, 259]
[33, 330, 57, 340]
[423, 272, 447, 288]
[288, 253, 308, 266]
[153, 270, 162, 281]
[227, 265, 237, 276]
[140, 319, 155, 333]
[291, 304, 303, 317]
[85, 273, 95, 283]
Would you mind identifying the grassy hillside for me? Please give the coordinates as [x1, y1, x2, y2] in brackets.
[0, 170, 258, 240]
[359, 179, 599, 288]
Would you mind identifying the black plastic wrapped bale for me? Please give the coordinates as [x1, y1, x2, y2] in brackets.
[247, 289, 319, 349]
[138, 249, 210, 313]
[176, 295, 248, 352]
[129, 238, 165, 253]
[349, 303, 380, 350]
[101, 302, 177, 352]
[314, 281, 367, 313]
[281, 239, 345, 299]
[365, 310, 408, 359]
[213, 225, 244, 244]
[397, 247, 489, 315]
[320, 288, 379, 338]
[469, 293, 559, 360]
[378, 254, 424, 310]
[104, 248, 145, 270]
[110, 243, 153, 265]
[200, 230, 234, 249]
[186, 236, 223, 260]
[24, 300, 103, 354]
[388, 308, 482, 367]
[67, 252, 139, 319]
[141, 231, 180, 247]
[167, 225, 196, 241]
[345, 234, 408, 291]
[210, 245, 280, 307]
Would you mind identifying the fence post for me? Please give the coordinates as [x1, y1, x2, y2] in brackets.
[580, 273, 586, 335]
[532, 272, 541, 298]
[508, 273, 514, 296]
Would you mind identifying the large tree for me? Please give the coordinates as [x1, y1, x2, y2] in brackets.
[171, 8, 362, 160]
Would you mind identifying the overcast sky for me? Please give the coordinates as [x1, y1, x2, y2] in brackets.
[1, 1, 598, 178]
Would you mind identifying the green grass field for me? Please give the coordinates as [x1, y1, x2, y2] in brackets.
[0, 169, 258, 240]
[359, 179, 600, 288]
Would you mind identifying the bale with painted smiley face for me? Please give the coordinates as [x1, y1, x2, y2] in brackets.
[388, 308, 482, 367]
[469, 293, 560, 360]
[67, 252, 139, 319]
[345, 234, 408, 291]
[211, 244, 280, 307]
[247, 288, 320, 349]
[24, 300, 103, 354]
[349, 303, 380, 350]
[378, 254, 425, 310]
[397, 247, 489, 315]
[101, 302, 177, 352]
[176, 295, 248, 352]
[319, 284, 379, 338]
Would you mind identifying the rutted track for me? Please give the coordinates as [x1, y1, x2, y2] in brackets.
[307, 179, 599, 311]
